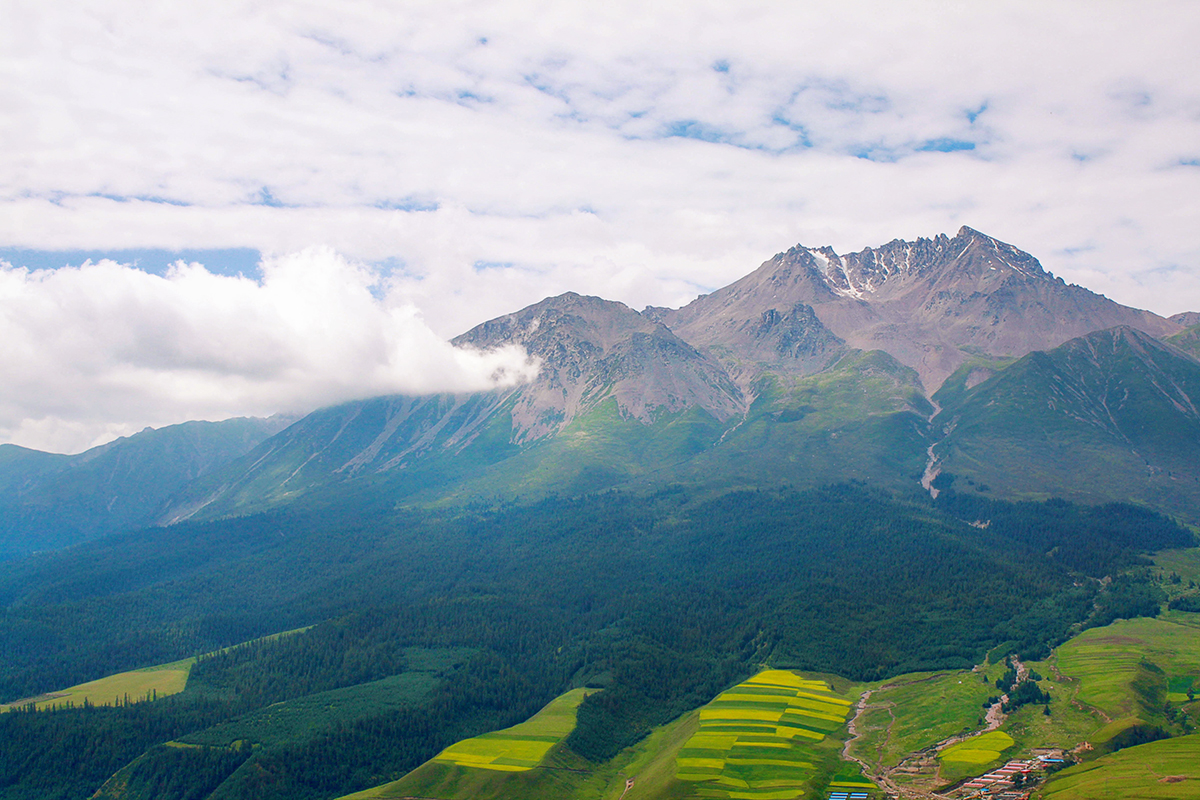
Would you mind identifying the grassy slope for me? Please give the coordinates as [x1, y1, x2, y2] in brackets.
[1165, 323, 1200, 363]
[0, 657, 195, 712]
[1054, 618, 1200, 725]
[849, 669, 996, 771]
[933, 331, 1200, 520]
[1036, 734, 1200, 800]
[0, 626, 311, 712]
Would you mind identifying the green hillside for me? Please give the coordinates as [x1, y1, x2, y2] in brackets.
[1166, 323, 1200, 363]
[933, 327, 1200, 520]
[1036, 734, 1200, 799]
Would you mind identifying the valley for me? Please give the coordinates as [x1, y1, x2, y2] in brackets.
[1, 227, 1199, 800]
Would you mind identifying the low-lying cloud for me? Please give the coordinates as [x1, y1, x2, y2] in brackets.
[0, 248, 539, 453]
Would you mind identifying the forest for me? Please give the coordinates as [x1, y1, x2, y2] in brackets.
[0, 484, 1193, 799]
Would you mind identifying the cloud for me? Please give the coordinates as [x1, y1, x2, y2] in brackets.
[0, 1, 1198, 446]
[0, 248, 538, 453]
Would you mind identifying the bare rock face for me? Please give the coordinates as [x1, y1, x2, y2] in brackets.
[453, 292, 745, 441]
[659, 226, 1179, 391]
[1170, 311, 1200, 328]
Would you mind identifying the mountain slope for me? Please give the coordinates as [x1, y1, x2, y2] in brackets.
[162, 293, 747, 521]
[660, 227, 1178, 391]
[931, 326, 1200, 518]
[0, 416, 292, 558]
[1166, 323, 1200, 363]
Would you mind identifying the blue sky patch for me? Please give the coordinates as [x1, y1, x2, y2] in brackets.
[916, 138, 976, 153]
[0, 248, 263, 278]
[662, 120, 730, 144]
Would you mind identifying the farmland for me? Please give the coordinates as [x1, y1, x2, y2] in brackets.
[938, 730, 1014, 772]
[0, 657, 194, 712]
[432, 687, 592, 772]
[675, 669, 867, 799]
[338, 687, 594, 799]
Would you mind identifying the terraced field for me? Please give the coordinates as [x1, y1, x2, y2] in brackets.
[675, 669, 862, 799]
[429, 687, 591, 772]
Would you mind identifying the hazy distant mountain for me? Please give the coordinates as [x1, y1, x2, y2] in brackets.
[1170, 311, 1200, 328]
[931, 326, 1200, 517]
[658, 226, 1179, 391]
[0, 416, 292, 558]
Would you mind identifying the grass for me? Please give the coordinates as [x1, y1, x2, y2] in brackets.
[1054, 618, 1200, 723]
[847, 669, 996, 771]
[1035, 734, 1200, 799]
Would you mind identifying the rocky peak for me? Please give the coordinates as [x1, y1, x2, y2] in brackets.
[456, 292, 744, 441]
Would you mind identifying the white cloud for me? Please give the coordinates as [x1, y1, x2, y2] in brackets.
[0, 0, 1198, 447]
[0, 249, 538, 453]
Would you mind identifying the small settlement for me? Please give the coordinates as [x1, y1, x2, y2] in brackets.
[949, 753, 1067, 799]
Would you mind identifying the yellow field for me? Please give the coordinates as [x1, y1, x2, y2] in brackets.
[675, 669, 859, 798]
[430, 686, 591, 772]
[0, 658, 195, 712]
[938, 730, 1014, 765]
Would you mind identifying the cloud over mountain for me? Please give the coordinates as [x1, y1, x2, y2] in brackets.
[0, 248, 537, 453]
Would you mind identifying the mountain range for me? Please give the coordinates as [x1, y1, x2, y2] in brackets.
[3, 226, 1198, 558]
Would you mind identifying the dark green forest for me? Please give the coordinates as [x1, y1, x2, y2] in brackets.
[0, 485, 1193, 799]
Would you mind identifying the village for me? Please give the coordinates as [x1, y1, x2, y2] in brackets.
[947, 751, 1068, 800]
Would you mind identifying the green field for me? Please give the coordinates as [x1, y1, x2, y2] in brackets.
[432, 687, 592, 772]
[1055, 617, 1200, 724]
[0, 625, 313, 713]
[675, 669, 861, 799]
[0, 657, 195, 712]
[338, 687, 594, 799]
[938, 730, 1014, 767]
[1036, 734, 1200, 799]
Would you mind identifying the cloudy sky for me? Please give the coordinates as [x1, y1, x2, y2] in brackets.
[2, 1, 1199, 453]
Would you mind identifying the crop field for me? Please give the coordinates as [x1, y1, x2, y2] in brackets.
[938, 730, 1014, 767]
[1036, 733, 1200, 800]
[0, 657, 195, 712]
[1055, 618, 1200, 721]
[674, 669, 858, 799]
[431, 687, 592, 772]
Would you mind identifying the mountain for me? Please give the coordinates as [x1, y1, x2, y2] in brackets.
[930, 326, 1200, 517]
[150, 227, 1195, 526]
[161, 293, 746, 521]
[1166, 322, 1200, 363]
[0, 416, 292, 558]
[5, 226, 1194, 541]
[1170, 311, 1200, 328]
[658, 226, 1178, 391]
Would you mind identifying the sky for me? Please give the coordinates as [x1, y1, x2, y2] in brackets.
[2, 0, 1199, 453]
